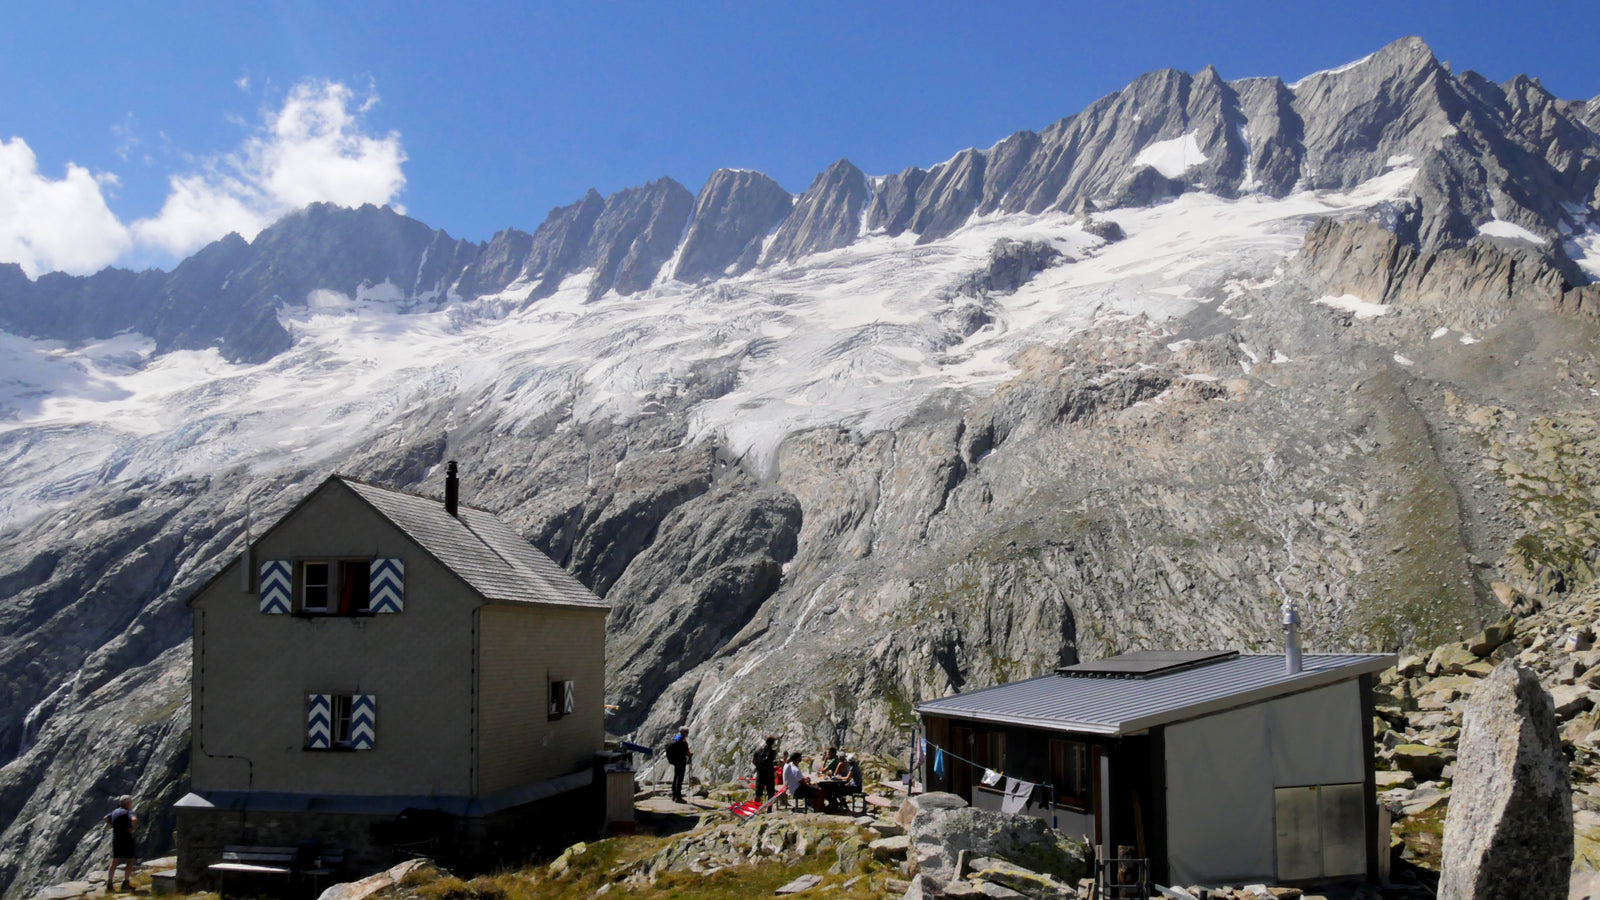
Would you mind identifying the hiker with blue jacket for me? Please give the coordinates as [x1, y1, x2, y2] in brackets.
[665, 726, 691, 802]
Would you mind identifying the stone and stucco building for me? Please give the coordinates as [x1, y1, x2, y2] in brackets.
[175, 465, 608, 886]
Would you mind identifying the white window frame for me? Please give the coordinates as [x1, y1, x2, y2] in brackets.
[299, 559, 373, 615]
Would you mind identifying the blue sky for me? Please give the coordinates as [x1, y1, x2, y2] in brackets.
[2, 0, 1597, 277]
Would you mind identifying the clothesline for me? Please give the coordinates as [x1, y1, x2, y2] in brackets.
[919, 736, 1056, 818]
[919, 736, 1056, 789]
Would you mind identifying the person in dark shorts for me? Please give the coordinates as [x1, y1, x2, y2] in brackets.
[752, 735, 778, 801]
[105, 795, 137, 891]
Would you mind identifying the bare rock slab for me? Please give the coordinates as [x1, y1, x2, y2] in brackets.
[775, 873, 823, 894]
[1439, 660, 1571, 900]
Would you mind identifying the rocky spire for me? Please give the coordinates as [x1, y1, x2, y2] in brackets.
[673, 169, 793, 283]
[761, 159, 869, 265]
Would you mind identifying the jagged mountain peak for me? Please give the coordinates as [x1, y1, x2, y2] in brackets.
[761, 158, 869, 265]
[672, 168, 794, 283]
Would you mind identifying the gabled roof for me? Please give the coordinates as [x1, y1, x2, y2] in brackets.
[340, 477, 606, 610]
[918, 652, 1394, 736]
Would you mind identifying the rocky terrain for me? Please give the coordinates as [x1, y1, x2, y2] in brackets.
[1, 35, 1599, 899]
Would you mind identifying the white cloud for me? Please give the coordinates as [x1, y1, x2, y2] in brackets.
[0, 79, 406, 278]
[133, 80, 407, 258]
[0, 137, 132, 277]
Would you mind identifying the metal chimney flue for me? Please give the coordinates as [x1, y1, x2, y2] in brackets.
[445, 461, 459, 517]
[1283, 598, 1302, 675]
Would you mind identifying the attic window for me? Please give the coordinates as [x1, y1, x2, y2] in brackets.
[300, 560, 371, 615]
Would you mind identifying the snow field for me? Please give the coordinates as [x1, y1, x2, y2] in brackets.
[0, 170, 1422, 526]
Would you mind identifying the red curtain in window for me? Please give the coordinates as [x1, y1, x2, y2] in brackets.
[339, 564, 360, 615]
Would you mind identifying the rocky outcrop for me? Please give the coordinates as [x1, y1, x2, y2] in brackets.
[1438, 661, 1571, 899]
[1295, 217, 1586, 334]
[762, 160, 869, 265]
[600, 813, 876, 889]
[673, 170, 793, 283]
[315, 858, 433, 900]
[603, 481, 803, 728]
[953, 240, 1063, 299]
[907, 799, 1087, 884]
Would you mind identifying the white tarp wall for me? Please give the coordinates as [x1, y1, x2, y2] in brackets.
[1163, 681, 1365, 885]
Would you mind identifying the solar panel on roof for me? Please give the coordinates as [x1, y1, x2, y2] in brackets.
[1057, 649, 1238, 679]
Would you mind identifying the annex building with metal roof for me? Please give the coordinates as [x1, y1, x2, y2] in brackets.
[918, 648, 1396, 889]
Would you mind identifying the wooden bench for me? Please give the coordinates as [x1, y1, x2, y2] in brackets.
[208, 845, 343, 896]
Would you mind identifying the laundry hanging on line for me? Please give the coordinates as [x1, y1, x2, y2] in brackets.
[1001, 777, 1035, 815]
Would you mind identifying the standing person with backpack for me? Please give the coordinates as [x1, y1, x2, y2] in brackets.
[104, 795, 137, 892]
[752, 735, 778, 801]
[665, 726, 692, 803]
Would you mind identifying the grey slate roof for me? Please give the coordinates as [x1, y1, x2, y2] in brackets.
[344, 478, 606, 610]
[918, 653, 1395, 736]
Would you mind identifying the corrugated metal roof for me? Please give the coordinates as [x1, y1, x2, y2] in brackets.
[918, 653, 1394, 736]
[344, 478, 606, 610]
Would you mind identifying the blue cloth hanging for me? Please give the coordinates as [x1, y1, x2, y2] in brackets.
[933, 748, 945, 776]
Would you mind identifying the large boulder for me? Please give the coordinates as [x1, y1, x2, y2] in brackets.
[908, 805, 1087, 884]
[1439, 661, 1572, 900]
[896, 791, 970, 830]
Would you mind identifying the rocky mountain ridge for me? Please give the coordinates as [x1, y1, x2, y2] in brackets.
[0, 36, 1598, 899]
[1, 37, 1596, 366]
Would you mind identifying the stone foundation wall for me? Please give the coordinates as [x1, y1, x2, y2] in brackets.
[175, 783, 602, 891]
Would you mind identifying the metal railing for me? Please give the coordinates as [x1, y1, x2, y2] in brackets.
[1093, 856, 1150, 899]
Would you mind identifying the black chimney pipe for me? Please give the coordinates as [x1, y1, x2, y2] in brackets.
[445, 461, 459, 517]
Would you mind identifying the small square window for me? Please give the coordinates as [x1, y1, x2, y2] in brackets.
[548, 680, 574, 720]
[307, 692, 375, 750]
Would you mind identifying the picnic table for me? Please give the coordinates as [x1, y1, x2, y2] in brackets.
[207, 844, 343, 896]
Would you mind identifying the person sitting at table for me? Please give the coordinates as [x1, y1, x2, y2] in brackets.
[842, 753, 863, 793]
[815, 747, 839, 778]
[783, 751, 823, 811]
[831, 751, 852, 780]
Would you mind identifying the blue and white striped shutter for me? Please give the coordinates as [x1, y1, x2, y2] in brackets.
[350, 694, 376, 750]
[306, 693, 332, 749]
[260, 560, 292, 614]
[562, 681, 575, 716]
[369, 559, 404, 613]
